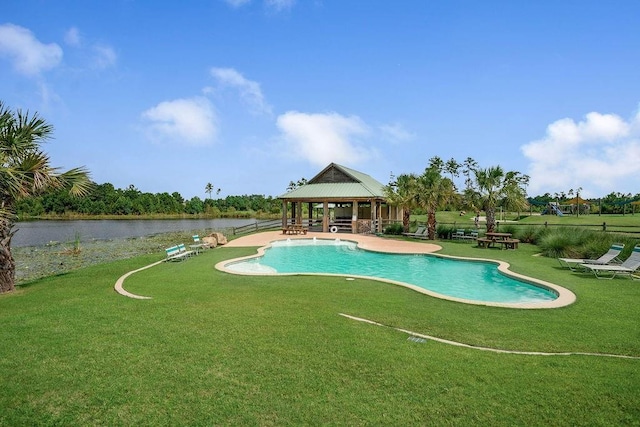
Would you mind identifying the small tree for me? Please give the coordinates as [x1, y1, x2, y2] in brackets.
[464, 165, 528, 233]
[1, 102, 92, 293]
[384, 172, 418, 232]
[417, 158, 456, 239]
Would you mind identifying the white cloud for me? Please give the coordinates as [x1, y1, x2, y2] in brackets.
[141, 97, 218, 146]
[522, 110, 640, 197]
[210, 67, 271, 115]
[0, 23, 62, 76]
[64, 27, 81, 47]
[276, 111, 376, 167]
[379, 122, 415, 144]
[91, 44, 117, 69]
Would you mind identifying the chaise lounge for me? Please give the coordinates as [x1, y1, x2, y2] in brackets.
[402, 225, 427, 239]
[579, 245, 640, 279]
[558, 243, 624, 271]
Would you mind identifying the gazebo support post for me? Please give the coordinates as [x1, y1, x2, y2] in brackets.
[281, 200, 288, 227]
[296, 202, 303, 225]
[322, 201, 329, 232]
[351, 201, 359, 233]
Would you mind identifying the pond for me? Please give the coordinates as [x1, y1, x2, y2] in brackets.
[12, 219, 257, 247]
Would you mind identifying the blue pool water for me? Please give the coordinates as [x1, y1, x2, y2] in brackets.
[226, 239, 557, 304]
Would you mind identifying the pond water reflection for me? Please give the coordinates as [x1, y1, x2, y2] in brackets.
[12, 219, 257, 247]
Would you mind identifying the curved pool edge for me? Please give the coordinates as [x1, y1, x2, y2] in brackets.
[216, 233, 576, 309]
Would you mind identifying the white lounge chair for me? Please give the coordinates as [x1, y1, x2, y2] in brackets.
[558, 243, 624, 271]
[403, 226, 427, 238]
[579, 245, 640, 279]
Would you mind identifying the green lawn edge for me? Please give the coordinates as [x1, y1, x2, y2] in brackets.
[0, 240, 638, 425]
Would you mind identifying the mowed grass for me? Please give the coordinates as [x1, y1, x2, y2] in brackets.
[1, 242, 639, 425]
[432, 211, 640, 233]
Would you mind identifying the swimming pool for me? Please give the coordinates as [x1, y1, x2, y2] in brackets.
[222, 238, 563, 306]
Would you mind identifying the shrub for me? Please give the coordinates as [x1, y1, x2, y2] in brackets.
[537, 227, 639, 259]
[384, 223, 404, 235]
[515, 225, 548, 244]
[499, 224, 517, 236]
[436, 224, 456, 239]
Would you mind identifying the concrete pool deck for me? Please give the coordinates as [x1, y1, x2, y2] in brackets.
[219, 231, 576, 309]
[224, 230, 442, 254]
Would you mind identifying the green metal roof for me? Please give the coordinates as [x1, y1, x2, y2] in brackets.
[279, 163, 386, 200]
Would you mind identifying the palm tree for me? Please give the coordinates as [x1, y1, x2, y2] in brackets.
[464, 166, 528, 233]
[0, 102, 92, 293]
[461, 157, 478, 190]
[444, 157, 460, 190]
[417, 162, 455, 240]
[205, 182, 214, 199]
[384, 173, 418, 232]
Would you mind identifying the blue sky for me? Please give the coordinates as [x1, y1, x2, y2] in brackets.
[2, 0, 640, 200]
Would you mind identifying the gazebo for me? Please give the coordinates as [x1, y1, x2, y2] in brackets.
[279, 163, 401, 234]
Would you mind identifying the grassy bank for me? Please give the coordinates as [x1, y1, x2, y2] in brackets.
[1, 236, 639, 425]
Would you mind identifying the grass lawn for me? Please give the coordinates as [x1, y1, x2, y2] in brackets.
[1, 239, 639, 425]
[426, 211, 640, 234]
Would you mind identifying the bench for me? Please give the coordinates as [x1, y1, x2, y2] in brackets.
[501, 239, 520, 249]
[453, 229, 479, 242]
[165, 245, 190, 261]
[477, 237, 493, 248]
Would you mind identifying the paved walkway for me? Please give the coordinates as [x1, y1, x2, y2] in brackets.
[224, 230, 442, 253]
[340, 313, 640, 359]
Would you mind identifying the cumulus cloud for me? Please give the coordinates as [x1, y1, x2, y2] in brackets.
[210, 67, 271, 115]
[522, 110, 640, 197]
[91, 44, 117, 69]
[0, 23, 62, 76]
[64, 27, 81, 47]
[141, 97, 218, 146]
[63, 26, 117, 70]
[276, 111, 376, 167]
[379, 122, 415, 144]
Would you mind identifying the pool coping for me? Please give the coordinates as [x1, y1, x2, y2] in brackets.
[217, 231, 576, 309]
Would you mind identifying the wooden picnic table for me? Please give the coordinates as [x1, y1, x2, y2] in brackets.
[485, 232, 512, 239]
[477, 232, 519, 249]
[282, 224, 308, 235]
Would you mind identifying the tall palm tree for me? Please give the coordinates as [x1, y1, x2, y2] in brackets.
[0, 102, 92, 293]
[444, 157, 460, 189]
[205, 182, 214, 199]
[465, 166, 528, 233]
[417, 163, 455, 240]
[384, 173, 418, 232]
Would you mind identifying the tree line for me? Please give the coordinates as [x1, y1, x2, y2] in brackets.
[384, 156, 530, 238]
[15, 183, 282, 218]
